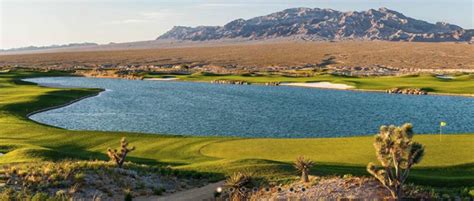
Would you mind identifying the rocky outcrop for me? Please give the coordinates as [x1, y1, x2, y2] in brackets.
[386, 88, 428, 95]
[210, 80, 280, 86]
[74, 69, 144, 80]
[211, 80, 250, 85]
[157, 7, 474, 42]
[263, 82, 281, 86]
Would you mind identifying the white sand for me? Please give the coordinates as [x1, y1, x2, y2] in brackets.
[144, 78, 179, 81]
[281, 82, 354, 89]
[436, 75, 454, 80]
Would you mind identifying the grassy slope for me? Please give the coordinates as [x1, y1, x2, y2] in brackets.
[0, 71, 473, 187]
[145, 73, 474, 95]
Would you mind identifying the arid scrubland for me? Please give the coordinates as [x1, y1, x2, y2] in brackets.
[0, 41, 473, 70]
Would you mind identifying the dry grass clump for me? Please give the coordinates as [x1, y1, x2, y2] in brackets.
[224, 172, 254, 201]
[0, 160, 215, 200]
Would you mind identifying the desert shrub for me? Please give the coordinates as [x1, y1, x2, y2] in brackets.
[136, 181, 145, 189]
[293, 156, 314, 183]
[0, 188, 16, 201]
[367, 123, 424, 200]
[225, 172, 253, 201]
[73, 172, 86, 182]
[342, 174, 353, 179]
[107, 137, 135, 168]
[124, 191, 133, 201]
[31, 192, 49, 201]
[153, 187, 165, 195]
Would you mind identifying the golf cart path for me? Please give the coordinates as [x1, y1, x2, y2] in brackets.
[135, 181, 225, 201]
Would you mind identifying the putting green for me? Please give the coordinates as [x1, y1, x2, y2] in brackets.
[200, 136, 474, 167]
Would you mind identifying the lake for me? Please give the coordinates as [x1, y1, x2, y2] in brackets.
[25, 77, 474, 138]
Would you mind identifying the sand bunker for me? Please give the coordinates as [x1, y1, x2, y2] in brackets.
[144, 78, 179, 81]
[281, 82, 354, 89]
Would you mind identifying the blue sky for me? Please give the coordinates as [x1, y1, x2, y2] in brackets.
[0, 0, 473, 49]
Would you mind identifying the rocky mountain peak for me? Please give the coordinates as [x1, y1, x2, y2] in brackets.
[157, 7, 474, 42]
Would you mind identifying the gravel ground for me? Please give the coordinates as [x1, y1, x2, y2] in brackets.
[249, 177, 391, 200]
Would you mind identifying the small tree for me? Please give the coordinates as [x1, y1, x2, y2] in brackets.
[367, 123, 424, 200]
[293, 156, 314, 183]
[107, 137, 135, 168]
[225, 172, 252, 201]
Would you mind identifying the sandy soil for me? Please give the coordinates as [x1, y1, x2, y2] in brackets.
[2, 41, 473, 70]
[248, 177, 392, 200]
[144, 78, 179, 81]
[135, 181, 224, 201]
[281, 82, 354, 89]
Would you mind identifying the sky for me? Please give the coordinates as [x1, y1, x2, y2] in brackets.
[0, 0, 473, 49]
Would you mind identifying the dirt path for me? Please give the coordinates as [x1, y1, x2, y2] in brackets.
[135, 181, 225, 201]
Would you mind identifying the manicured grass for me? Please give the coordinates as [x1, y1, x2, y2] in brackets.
[0, 71, 473, 188]
[145, 73, 474, 95]
[200, 136, 474, 167]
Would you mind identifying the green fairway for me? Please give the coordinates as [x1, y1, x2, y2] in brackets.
[145, 72, 474, 95]
[0, 71, 473, 187]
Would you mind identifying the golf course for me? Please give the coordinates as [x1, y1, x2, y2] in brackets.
[0, 70, 473, 190]
[145, 72, 474, 95]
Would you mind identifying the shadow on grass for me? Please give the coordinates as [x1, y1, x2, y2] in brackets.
[421, 87, 436, 92]
[309, 163, 474, 188]
[46, 144, 185, 167]
[231, 160, 474, 188]
[47, 144, 225, 182]
[3, 87, 101, 119]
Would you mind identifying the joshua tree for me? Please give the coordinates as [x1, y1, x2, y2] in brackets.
[107, 137, 135, 168]
[367, 123, 424, 200]
[225, 172, 252, 201]
[293, 156, 314, 183]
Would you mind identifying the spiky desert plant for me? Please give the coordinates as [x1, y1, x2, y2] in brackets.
[107, 137, 135, 168]
[293, 156, 314, 183]
[225, 172, 252, 201]
[367, 123, 424, 200]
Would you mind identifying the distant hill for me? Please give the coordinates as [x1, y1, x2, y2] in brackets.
[157, 7, 474, 42]
[1, 42, 98, 52]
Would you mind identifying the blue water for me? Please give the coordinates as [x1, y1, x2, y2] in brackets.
[25, 77, 474, 138]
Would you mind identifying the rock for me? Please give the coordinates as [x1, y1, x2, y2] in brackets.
[386, 88, 427, 95]
[157, 7, 473, 42]
[211, 80, 249, 85]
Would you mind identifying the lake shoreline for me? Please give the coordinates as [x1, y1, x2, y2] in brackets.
[24, 76, 474, 138]
[144, 77, 474, 98]
[25, 87, 105, 119]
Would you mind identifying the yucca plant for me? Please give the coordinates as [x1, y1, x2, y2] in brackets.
[224, 172, 252, 201]
[107, 137, 135, 168]
[294, 156, 314, 183]
[367, 123, 424, 200]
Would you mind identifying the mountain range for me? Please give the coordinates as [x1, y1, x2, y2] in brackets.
[0, 43, 98, 52]
[157, 7, 474, 42]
